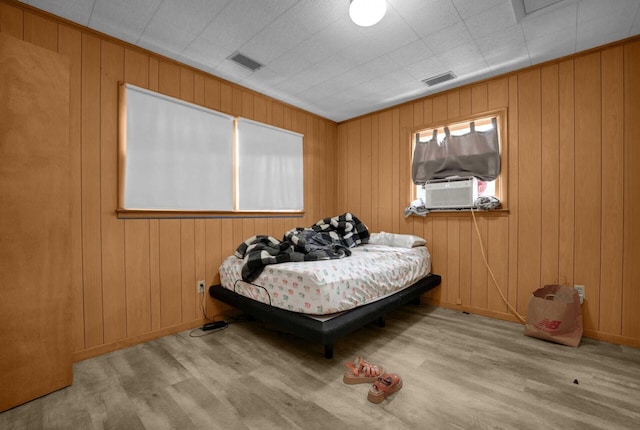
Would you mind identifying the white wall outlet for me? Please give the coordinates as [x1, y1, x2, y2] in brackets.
[574, 285, 585, 304]
[197, 280, 205, 294]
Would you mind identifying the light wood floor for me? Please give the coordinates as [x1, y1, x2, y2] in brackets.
[2, 305, 639, 429]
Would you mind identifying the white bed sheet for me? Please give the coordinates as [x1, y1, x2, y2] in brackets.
[218, 244, 431, 315]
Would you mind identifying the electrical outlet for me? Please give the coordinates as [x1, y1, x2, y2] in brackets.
[197, 280, 205, 294]
[574, 284, 585, 304]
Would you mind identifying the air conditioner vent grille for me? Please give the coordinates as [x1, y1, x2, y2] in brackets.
[422, 71, 456, 87]
[229, 52, 263, 72]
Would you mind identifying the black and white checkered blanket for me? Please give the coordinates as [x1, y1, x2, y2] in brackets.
[234, 213, 369, 282]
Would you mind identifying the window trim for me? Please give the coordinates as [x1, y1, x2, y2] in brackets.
[410, 108, 508, 210]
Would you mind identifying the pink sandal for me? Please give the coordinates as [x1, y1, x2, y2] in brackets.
[367, 374, 403, 403]
[343, 356, 385, 384]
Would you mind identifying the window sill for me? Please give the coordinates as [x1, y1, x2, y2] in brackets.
[116, 209, 305, 220]
[407, 208, 510, 218]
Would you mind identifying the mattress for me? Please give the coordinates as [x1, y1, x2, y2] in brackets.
[219, 244, 431, 315]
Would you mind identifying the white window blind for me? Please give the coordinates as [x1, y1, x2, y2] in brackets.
[236, 118, 304, 211]
[121, 84, 234, 211]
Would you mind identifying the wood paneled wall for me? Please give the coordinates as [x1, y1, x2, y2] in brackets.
[338, 39, 640, 348]
[0, 1, 337, 360]
[2, 0, 639, 353]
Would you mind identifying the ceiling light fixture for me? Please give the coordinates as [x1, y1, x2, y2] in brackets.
[349, 0, 387, 27]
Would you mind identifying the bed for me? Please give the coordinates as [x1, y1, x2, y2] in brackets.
[209, 225, 441, 358]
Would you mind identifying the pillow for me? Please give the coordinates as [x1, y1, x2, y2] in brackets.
[369, 232, 426, 248]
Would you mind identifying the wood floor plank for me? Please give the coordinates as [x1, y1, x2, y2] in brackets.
[2, 306, 639, 429]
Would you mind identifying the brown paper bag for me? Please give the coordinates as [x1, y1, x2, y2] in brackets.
[524, 284, 583, 347]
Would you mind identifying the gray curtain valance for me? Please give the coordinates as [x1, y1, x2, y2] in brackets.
[412, 117, 500, 184]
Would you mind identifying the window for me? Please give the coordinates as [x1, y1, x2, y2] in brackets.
[118, 84, 304, 216]
[236, 118, 304, 211]
[411, 109, 507, 209]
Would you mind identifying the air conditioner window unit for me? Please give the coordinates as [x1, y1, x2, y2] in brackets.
[424, 177, 477, 209]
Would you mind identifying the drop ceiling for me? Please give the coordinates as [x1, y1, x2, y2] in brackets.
[18, 0, 640, 122]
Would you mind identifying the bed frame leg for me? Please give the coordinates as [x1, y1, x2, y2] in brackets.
[324, 344, 334, 359]
[377, 316, 385, 327]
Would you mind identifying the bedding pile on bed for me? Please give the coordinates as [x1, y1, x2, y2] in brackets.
[234, 212, 369, 282]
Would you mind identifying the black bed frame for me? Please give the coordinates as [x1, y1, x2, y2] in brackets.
[208, 273, 441, 358]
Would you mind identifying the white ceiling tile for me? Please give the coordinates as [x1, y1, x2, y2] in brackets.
[476, 24, 526, 55]
[266, 50, 317, 77]
[279, 0, 345, 36]
[199, 0, 297, 52]
[465, 1, 518, 39]
[241, 18, 310, 65]
[401, 0, 462, 38]
[405, 56, 450, 82]
[179, 37, 230, 70]
[527, 27, 576, 64]
[20, 0, 95, 26]
[89, 0, 163, 45]
[633, 10, 640, 34]
[521, 1, 577, 41]
[387, 40, 434, 65]
[577, 0, 640, 23]
[452, 0, 509, 19]
[577, 23, 634, 52]
[424, 21, 474, 55]
[139, 0, 230, 55]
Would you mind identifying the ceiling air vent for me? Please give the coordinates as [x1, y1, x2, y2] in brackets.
[422, 71, 456, 87]
[229, 52, 263, 72]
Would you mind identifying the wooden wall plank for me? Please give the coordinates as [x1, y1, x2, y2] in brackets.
[326, 122, 338, 217]
[558, 59, 575, 286]
[459, 218, 472, 306]
[0, 1, 23, 38]
[360, 116, 372, 226]
[622, 40, 640, 339]
[336, 124, 348, 214]
[398, 104, 413, 234]
[23, 11, 56, 51]
[58, 24, 84, 352]
[377, 111, 393, 232]
[447, 91, 460, 118]
[447, 219, 460, 306]
[433, 95, 448, 123]
[599, 46, 624, 335]
[80, 33, 103, 348]
[347, 121, 361, 217]
[540, 64, 560, 285]
[158, 219, 182, 327]
[206, 219, 223, 319]
[391, 108, 401, 232]
[100, 40, 126, 343]
[370, 115, 380, 231]
[471, 84, 488, 113]
[306, 115, 316, 224]
[470, 216, 488, 309]
[488, 78, 509, 109]
[459, 87, 472, 117]
[430, 218, 448, 304]
[180, 220, 196, 322]
[574, 52, 602, 330]
[517, 69, 542, 314]
[487, 217, 509, 313]
[220, 83, 232, 112]
[124, 221, 151, 336]
[507, 75, 519, 314]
